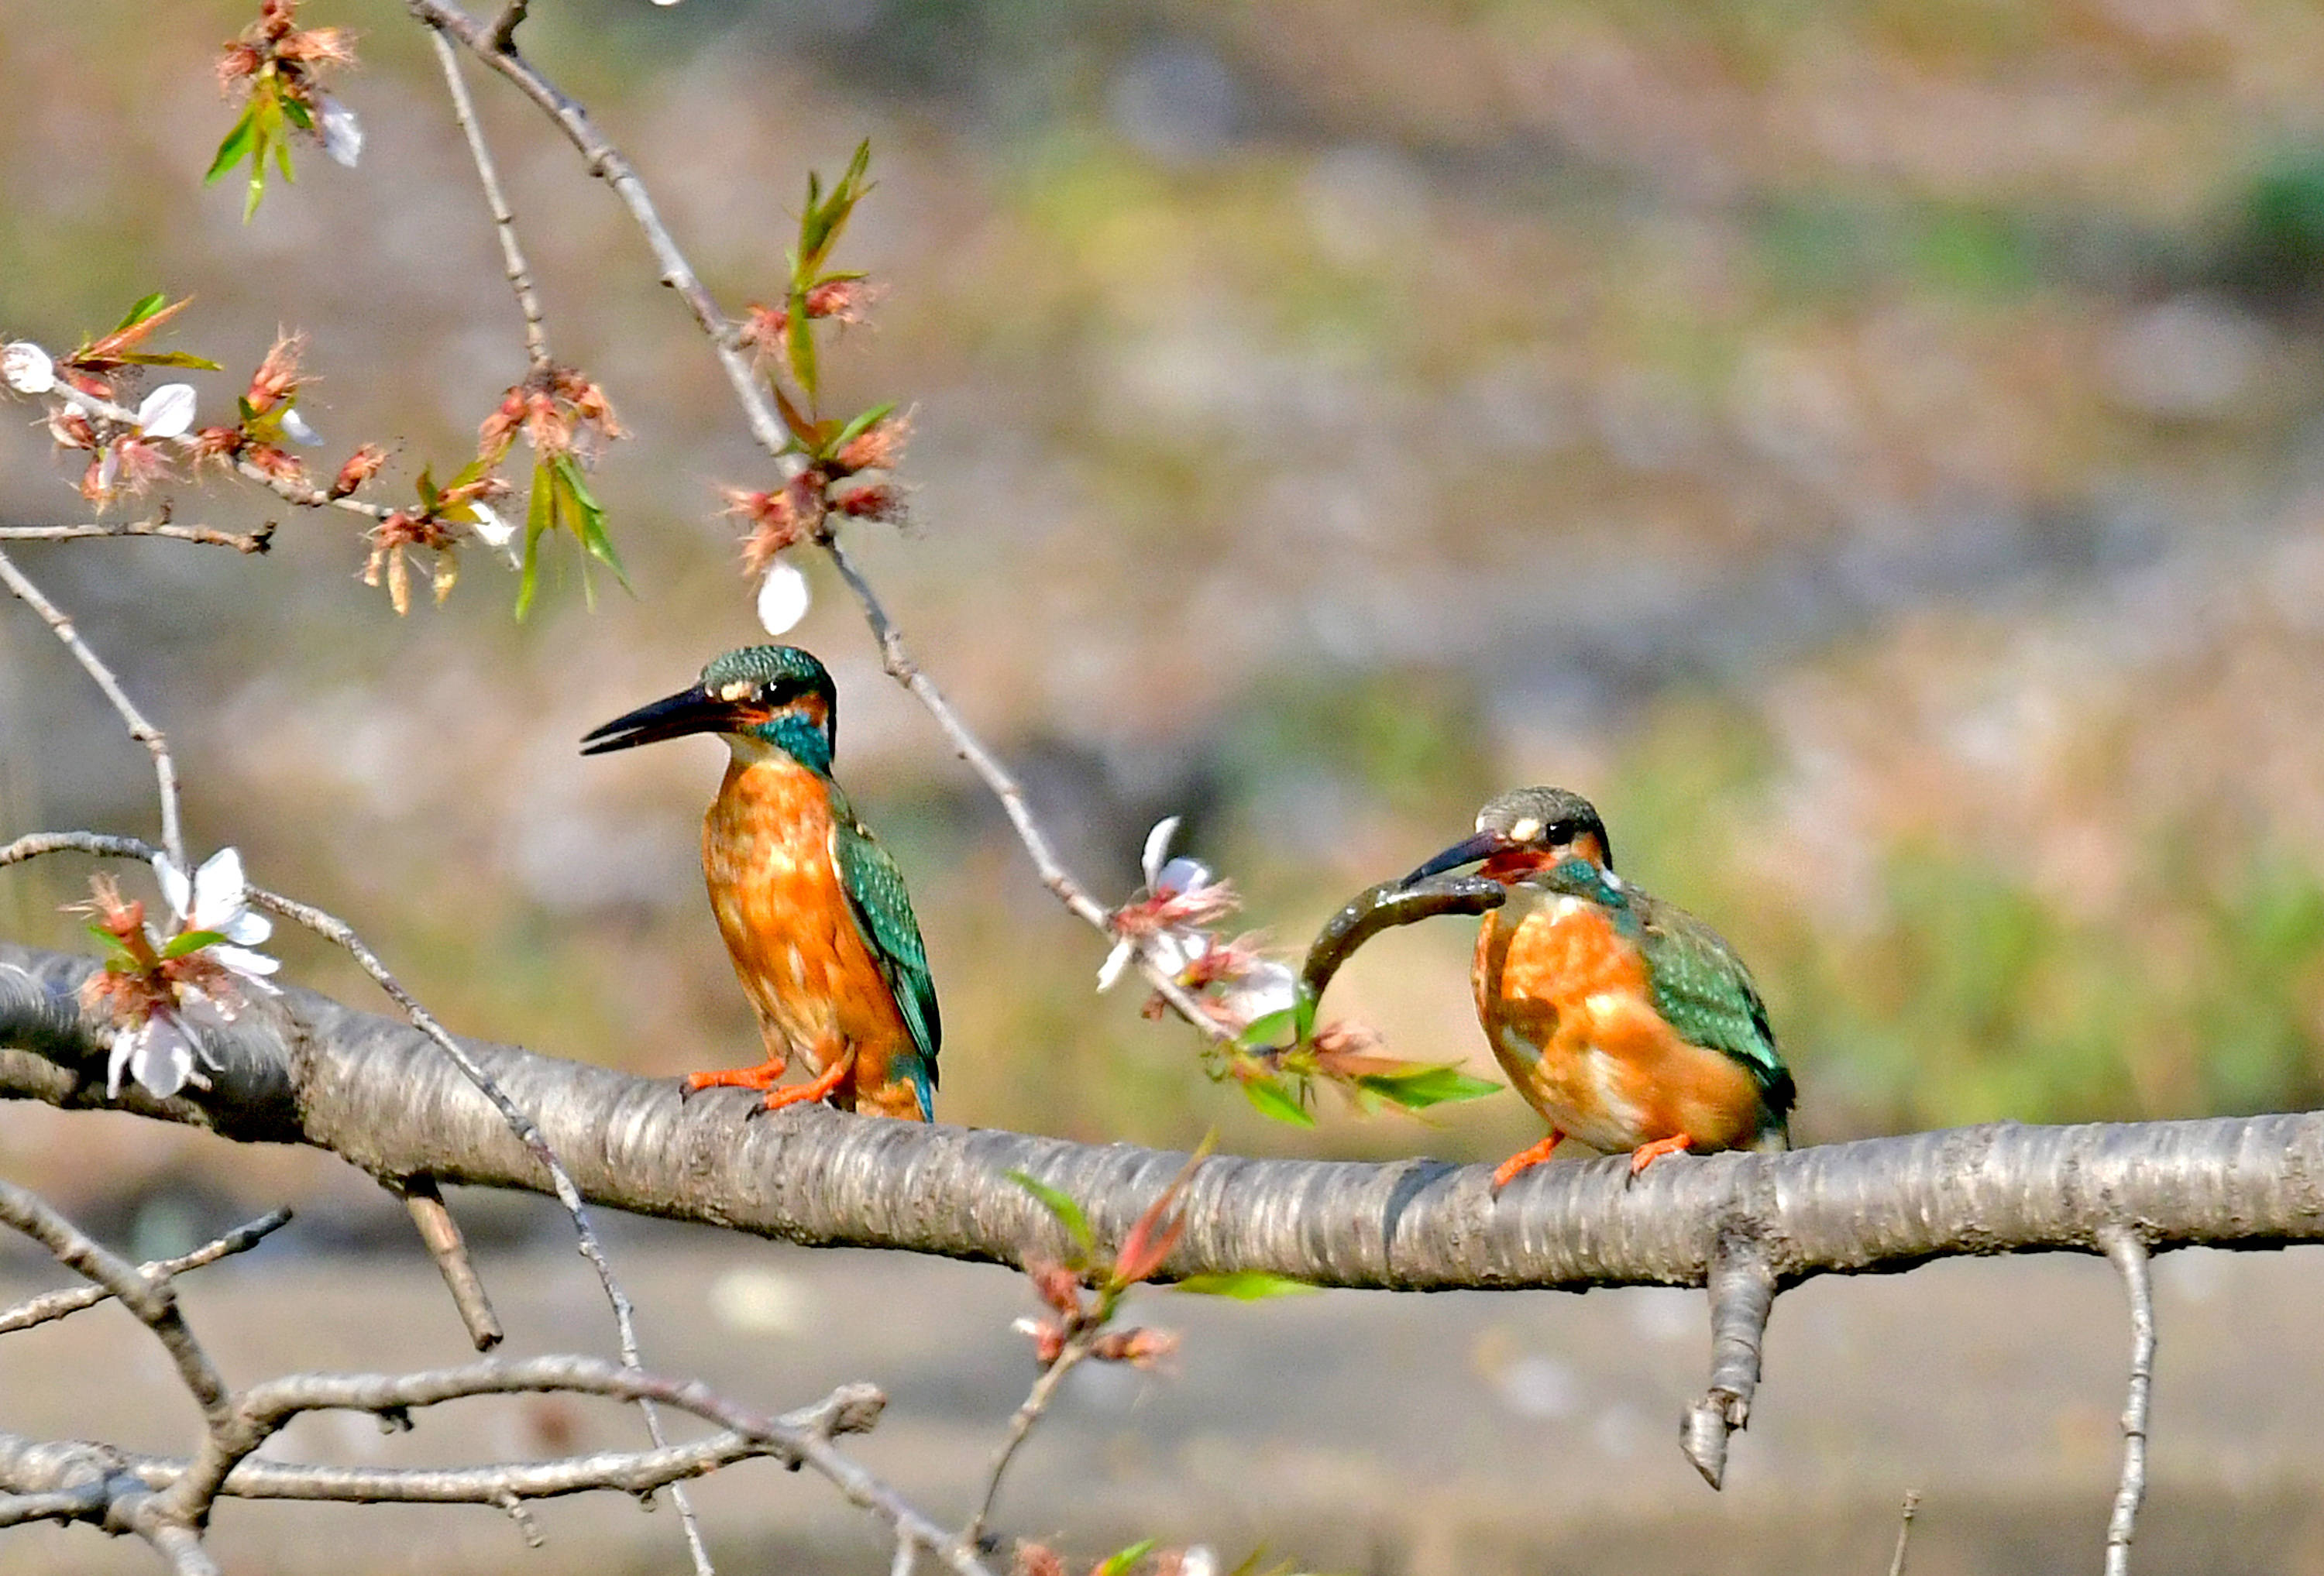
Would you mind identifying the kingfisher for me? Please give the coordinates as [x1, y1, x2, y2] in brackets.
[1399, 787, 1793, 1190]
[581, 644, 939, 1120]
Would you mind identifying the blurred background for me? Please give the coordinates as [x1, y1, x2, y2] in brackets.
[7, 1, 2324, 1571]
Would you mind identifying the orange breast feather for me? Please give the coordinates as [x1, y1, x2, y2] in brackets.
[701, 754, 916, 1114]
[1475, 898, 1763, 1155]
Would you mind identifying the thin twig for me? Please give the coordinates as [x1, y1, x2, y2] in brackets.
[410, 0, 1228, 1037]
[390, 1176, 503, 1351]
[483, 0, 528, 54]
[427, 27, 551, 372]
[0, 1207, 290, 1336]
[0, 1179, 232, 1425]
[0, 547, 184, 870]
[1887, 1488, 1921, 1576]
[1, 1382, 883, 1513]
[964, 1332, 1099, 1550]
[0, 510, 273, 552]
[2101, 1227, 2154, 1576]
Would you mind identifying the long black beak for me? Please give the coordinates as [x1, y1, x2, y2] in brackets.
[580, 684, 741, 754]
[1398, 829, 1512, 888]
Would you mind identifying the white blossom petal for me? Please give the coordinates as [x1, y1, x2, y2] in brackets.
[114, 1014, 197, 1100]
[1145, 926, 1210, 980]
[136, 383, 196, 439]
[153, 853, 194, 927]
[318, 95, 363, 168]
[1095, 938, 1136, 993]
[96, 446, 119, 493]
[1155, 855, 1212, 899]
[2, 342, 54, 395]
[218, 908, 272, 947]
[187, 848, 248, 930]
[1215, 960, 1298, 1030]
[469, 501, 514, 548]
[755, 558, 811, 637]
[210, 944, 282, 987]
[278, 406, 322, 447]
[1140, 817, 1181, 889]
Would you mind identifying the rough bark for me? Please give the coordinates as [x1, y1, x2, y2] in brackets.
[6, 942, 2322, 1294]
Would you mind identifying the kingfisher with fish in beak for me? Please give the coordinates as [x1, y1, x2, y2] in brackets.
[1398, 787, 1793, 1190]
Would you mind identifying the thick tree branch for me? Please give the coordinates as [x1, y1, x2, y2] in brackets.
[9, 941, 2322, 1289]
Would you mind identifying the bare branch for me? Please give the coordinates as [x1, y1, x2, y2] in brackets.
[483, 0, 528, 53]
[0, 1382, 880, 1509]
[964, 1329, 1099, 1550]
[1679, 1227, 1777, 1489]
[387, 1176, 503, 1351]
[0, 1207, 290, 1337]
[426, 26, 550, 371]
[0, 549, 185, 870]
[1888, 1488, 1921, 1576]
[0, 1179, 229, 1427]
[0, 512, 273, 552]
[2102, 1227, 2154, 1576]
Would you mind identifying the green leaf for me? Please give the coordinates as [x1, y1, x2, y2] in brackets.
[122, 350, 225, 371]
[1352, 1063, 1503, 1111]
[829, 400, 896, 455]
[1235, 1007, 1300, 1051]
[784, 287, 817, 405]
[160, 929, 230, 960]
[1174, 1270, 1316, 1301]
[1003, 1169, 1094, 1258]
[514, 462, 554, 620]
[447, 455, 490, 491]
[280, 94, 315, 132]
[1240, 1073, 1315, 1128]
[415, 465, 440, 513]
[205, 105, 260, 184]
[113, 293, 168, 333]
[552, 454, 631, 596]
[1094, 1540, 1157, 1576]
[83, 922, 140, 964]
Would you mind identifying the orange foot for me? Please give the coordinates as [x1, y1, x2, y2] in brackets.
[1490, 1131, 1565, 1194]
[747, 1048, 857, 1118]
[1627, 1132, 1695, 1179]
[683, 1056, 787, 1097]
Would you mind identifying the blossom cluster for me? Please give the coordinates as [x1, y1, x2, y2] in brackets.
[75, 849, 281, 1101]
[1097, 817, 1298, 1037]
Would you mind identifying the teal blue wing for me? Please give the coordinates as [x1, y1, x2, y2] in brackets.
[831, 815, 940, 1118]
[1636, 895, 1794, 1120]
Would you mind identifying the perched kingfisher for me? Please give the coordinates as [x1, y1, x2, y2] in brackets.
[581, 644, 939, 1120]
[1400, 787, 1793, 1190]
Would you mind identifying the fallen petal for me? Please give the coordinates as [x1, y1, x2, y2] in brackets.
[318, 95, 364, 168]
